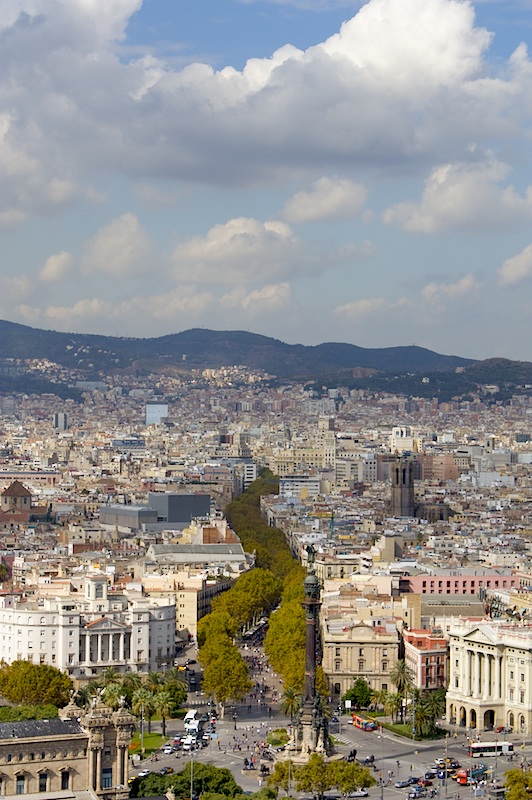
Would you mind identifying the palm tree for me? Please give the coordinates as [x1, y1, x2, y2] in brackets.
[371, 689, 388, 712]
[132, 688, 156, 734]
[423, 688, 446, 725]
[390, 659, 413, 722]
[100, 667, 121, 687]
[153, 690, 172, 737]
[383, 692, 402, 723]
[74, 685, 92, 709]
[103, 682, 124, 710]
[280, 687, 300, 722]
[145, 671, 164, 695]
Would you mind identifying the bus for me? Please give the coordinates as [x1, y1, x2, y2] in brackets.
[455, 765, 487, 785]
[351, 713, 376, 731]
[467, 742, 513, 758]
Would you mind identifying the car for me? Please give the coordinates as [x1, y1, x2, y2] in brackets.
[396, 781, 412, 788]
[137, 770, 151, 778]
[425, 770, 439, 778]
[159, 767, 174, 775]
[419, 780, 432, 787]
[163, 746, 173, 755]
[409, 791, 427, 799]
[349, 791, 368, 797]
[407, 777, 420, 785]
[186, 659, 197, 665]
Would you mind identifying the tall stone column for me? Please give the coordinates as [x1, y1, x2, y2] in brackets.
[119, 634, 125, 662]
[97, 634, 102, 663]
[495, 655, 502, 700]
[465, 648, 471, 694]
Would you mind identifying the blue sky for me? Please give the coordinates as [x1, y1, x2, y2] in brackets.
[2, 0, 532, 360]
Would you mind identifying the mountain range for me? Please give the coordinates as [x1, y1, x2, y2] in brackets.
[0, 319, 530, 402]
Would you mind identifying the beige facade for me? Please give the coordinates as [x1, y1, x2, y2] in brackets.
[0, 695, 135, 799]
[446, 620, 532, 734]
[322, 618, 399, 697]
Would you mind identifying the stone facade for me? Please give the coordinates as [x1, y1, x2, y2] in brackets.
[0, 694, 135, 799]
[446, 619, 532, 734]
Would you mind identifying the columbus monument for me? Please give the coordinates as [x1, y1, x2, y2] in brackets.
[287, 545, 332, 762]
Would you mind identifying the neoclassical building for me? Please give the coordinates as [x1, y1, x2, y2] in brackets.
[446, 619, 532, 733]
[0, 693, 135, 799]
[0, 574, 176, 681]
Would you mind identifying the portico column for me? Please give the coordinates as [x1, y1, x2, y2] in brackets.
[493, 655, 501, 700]
[119, 633, 125, 662]
[85, 633, 90, 663]
[472, 651, 480, 697]
[483, 655, 491, 700]
[464, 648, 470, 694]
[97, 634, 102, 663]
[96, 749, 102, 790]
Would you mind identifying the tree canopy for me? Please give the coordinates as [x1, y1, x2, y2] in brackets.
[0, 660, 72, 707]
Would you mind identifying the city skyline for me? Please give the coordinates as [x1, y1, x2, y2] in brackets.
[3, 0, 532, 360]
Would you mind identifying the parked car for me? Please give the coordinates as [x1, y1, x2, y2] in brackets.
[349, 791, 368, 797]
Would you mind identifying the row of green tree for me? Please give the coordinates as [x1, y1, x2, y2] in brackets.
[74, 666, 187, 736]
[268, 753, 376, 800]
[197, 471, 305, 713]
[131, 754, 376, 800]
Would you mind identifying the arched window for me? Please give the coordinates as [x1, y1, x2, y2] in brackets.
[40, 617, 45, 625]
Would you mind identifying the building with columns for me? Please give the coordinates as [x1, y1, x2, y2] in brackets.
[0, 574, 176, 681]
[0, 693, 135, 800]
[446, 619, 532, 734]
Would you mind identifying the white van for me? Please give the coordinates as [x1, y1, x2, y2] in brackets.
[183, 709, 198, 730]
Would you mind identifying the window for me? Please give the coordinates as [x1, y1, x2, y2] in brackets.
[382, 661, 388, 672]
[335, 647, 341, 657]
[509, 689, 514, 701]
[358, 660, 365, 671]
[521, 691, 525, 703]
[521, 674, 525, 682]
[61, 771, 69, 790]
[16, 775, 24, 795]
[102, 768, 112, 789]
[510, 671, 514, 680]
[335, 660, 341, 671]
[39, 773, 47, 792]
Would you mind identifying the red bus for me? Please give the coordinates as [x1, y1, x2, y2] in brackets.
[351, 714, 376, 731]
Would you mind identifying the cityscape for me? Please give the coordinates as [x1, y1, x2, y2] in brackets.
[3, 0, 532, 798]
[0, 349, 531, 798]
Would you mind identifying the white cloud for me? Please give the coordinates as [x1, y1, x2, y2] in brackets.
[171, 217, 306, 284]
[80, 213, 152, 277]
[221, 283, 292, 310]
[422, 274, 480, 302]
[2, 0, 526, 228]
[283, 177, 367, 223]
[499, 245, 532, 286]
[334, 295, 411, 318]
[383, 159, 532, 232]
[38, 251, 74, 282]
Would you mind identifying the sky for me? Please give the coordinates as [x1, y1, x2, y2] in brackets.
[3, 0, 532, 361]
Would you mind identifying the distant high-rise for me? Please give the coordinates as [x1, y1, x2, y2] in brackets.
[53, 412, 68, 431]
[145, 402, 168, 425]
[390, 456, 415, 517]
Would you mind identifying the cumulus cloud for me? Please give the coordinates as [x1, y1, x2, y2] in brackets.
[334, 295, 411, 318]
[422, 274, 480, 302]
[38, 251, 74, 282]
[2, 0, 526, 227]
[383, 158, 532, 232]
[283, 177, 367, 223]
[171, 217, 306, 284]
[499, 245, 532, 286]
[221, 283, 292, 310]
[80, 213, 152, 277]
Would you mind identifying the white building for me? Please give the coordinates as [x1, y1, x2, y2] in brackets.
[0, 574, 176, 682]
[446, 619, 532, 734]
